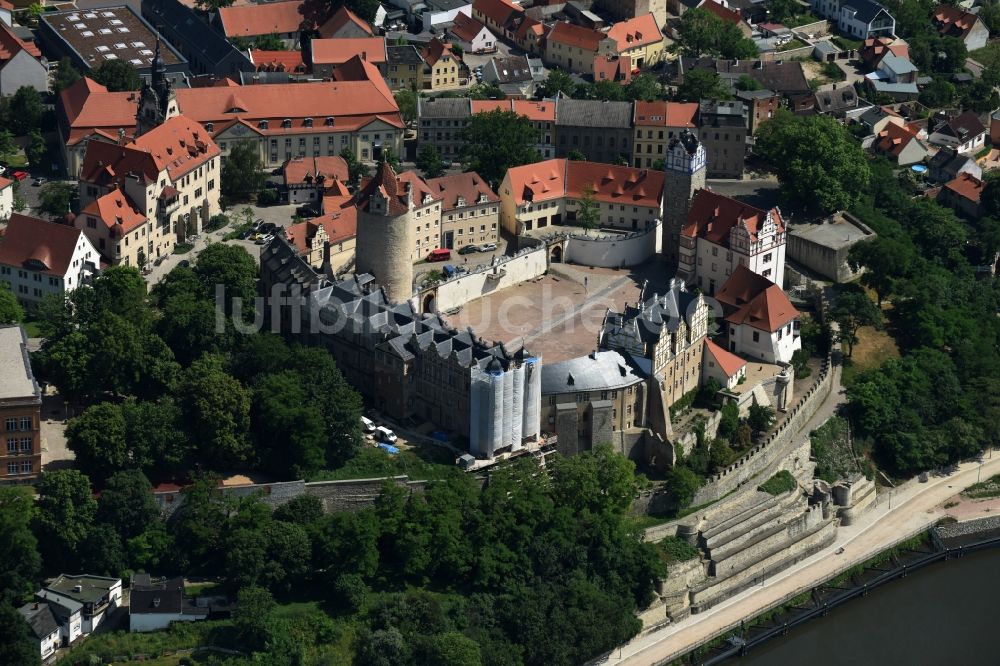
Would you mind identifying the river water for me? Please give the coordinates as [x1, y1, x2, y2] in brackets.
[730, 549, 1000, 666]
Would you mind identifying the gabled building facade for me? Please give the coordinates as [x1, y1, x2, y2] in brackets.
[0, 21, 46, 96]
[810, 0, 895, 39]
[715, 265, 800, 364]
[0, 214, 99, 307]
[0, 325, 42, 481]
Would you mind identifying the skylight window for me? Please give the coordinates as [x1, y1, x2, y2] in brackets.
[84, 12, 97, 18]
[117, 27, 130, 33]
[132, 41, 146, 48]
[96, 45, 110, 52]
[67, 14, 80, 20]
[102, 11, 115, 16]
[115, 42, 127, 49]
[140, 49, 153, 56]
[74, 22, 86, 28]
[104, 54, 118, 60]
[110, 19, 123, 25]
[99, 28, 112, 34]
[130, 59, 143, 65]
[81, 31, 93, 37]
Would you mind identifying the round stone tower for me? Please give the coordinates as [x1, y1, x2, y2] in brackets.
[355, 161, 415, 304]
[662, 130, 707, 266]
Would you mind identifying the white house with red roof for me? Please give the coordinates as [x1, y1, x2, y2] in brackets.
[448, 13, 497, 55]
[0, 21, 47, 96]
[679, 188, 786, 294]
[0, 214, 99, 307]
[702, 338, 747, 388]
[0, 175, 12, 220]
[715, 265, 800, 364]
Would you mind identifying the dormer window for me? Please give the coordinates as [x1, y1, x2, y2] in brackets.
[282, 119, 292, 129]
[325, 116, 334, 126]
[422, 194, 433, 204]
[477, 193, 487, 204]
[205, 122, 214, 132]
[456, 195, 466, 207]
[259, 120, 269, 129]
[304, 118, 313, 128]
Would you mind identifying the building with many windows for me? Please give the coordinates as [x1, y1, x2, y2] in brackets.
[0, 325, 41, 481]
[631, 100, 698, 168]
[0, 214, 99, 307]
[715, 265, 800, 364]
[810, 0, 895, 39]
[425, 171, 500, 251]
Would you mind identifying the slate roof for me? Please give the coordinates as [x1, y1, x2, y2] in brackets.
[556, 98, 633, 128]
[142, 0, 253, 71]
[814, 86, 859, 114]
[18, 603, 59, 640]
[387, 44, 424, 65]
[601, 279, 700, 351]
[540, 349, 643, 394]
[934, 111, 985, 141]
[679, 57, 810, 96]
[841, 0, 891, 25]
[418, 96, 471, 118]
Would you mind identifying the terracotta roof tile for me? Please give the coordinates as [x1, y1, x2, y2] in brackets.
[424, 171, 499, 211]
[0, 21, 41, 61]
[249, 49, 306, 72]
[606, 13, 662, 51]
[0, 176, 11, 191]
[505, 159, 664, 208]
[421, 38, 460, 67]
[451, 13, 490, 43]
[311, 37, 386, 65]
[716, 265, 799, 332]
[470, 99, 556, 121]
[0, 214, 85, 277]
[283, 155, 349, 185]
[217, 0, 305, 37]
[357, 162, 436, 216]
[318, 6, 373, 38]
[932, 5, 981, 40]
[874, 122, 920, 158]
[473, 0, 523, 27]
[80, 189, 147, 236]
[943, 172, 984, 203]
[287, 200, 358, 253]
[704, 338, 746, 377]
[701, 0, 743, 25]
[682, 189, 784, 246]
[547, 21, 606, 51]
[634, 100, 698, 128]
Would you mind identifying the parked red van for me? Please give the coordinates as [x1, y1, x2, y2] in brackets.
[427, 248, 451, 262]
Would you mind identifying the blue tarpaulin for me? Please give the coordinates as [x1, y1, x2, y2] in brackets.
[377, 443, 400, 454]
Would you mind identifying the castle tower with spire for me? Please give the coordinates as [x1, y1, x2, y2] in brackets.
[355, 160, 417, 303]
[662, 130, 706, 267]
[136, 40, 179, 136]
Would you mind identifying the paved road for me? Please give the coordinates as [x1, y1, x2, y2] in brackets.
[603, 449, 1000, 666]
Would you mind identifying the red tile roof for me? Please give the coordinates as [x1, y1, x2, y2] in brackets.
[932, 5, 982, 40]
[217, 0, 306, 37]
[287, 201, 358, 253]
[0, 176, 11, 191]
[546, 21, 607, 51]
[513, 16, 545, 41]
[470, 99, 556, 121]
[704, 338, 746, 377]
[250, 49, 306, 72]
[606, 13, 662, 51]
[682, 189, 784, 246]
[473, 0, 523, 27]
[0, 1, 14, 11]
[943, 172, 984, 204]
[505, 159, 664, 208]
[450, 13, 490, 43]
[701, 0, 743, 25]
[634, 100, 698, 128]
[593, 54, 631, 83]
[282, 155, 349, 185]
[874, 122, 921, 158]
[424, 171, 499, 212]
[860, 37, 909, 68]
[716, 265, 798, 332]
[311, 37, 387, 65]
[318, 6, 373, 38]
[421, 38, 461, 67]
[80, 189, 147, 236]
[0, 20, 41, 62]
[357, 161, 436, 215]
[0, 214, 86, 277]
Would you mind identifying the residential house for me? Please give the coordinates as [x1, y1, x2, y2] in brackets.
[129, 574, 209, 632]
[480, 54, 538, 97]
[858, 35, 908, 70]
[928, 111, 987, 154]
[631, 100, 698, 168]
[991, 108, 1000, 145]
[249, 49, 308, 77]
[319, 5, 375, 38]
[555, 98, 633, 163]
[872, 121, 928, 165]
[386, 44, 424, 90]
[0, 325, 41, 481]
[0, 214, 99, 308]
[927, 146, 981, 183]
[472, 98, 556, 157]
[731, 90, 778, 135]
[0, 175, 12, 219]
[543, 21, 614, 76]
[702, 338, 747, 390]
[417, 96, 471, 161]
[593, 54, 633, 84]
[715, 265, 800, 364]
[356, 161, 445, 262]
[540, 350, 647, 455]
[143, 0, 254, 79]
[0, 0, 11, 28]
[678, 188, 787, 293]
[37, 575, 122, 638]
[512, 15, 547, 55]
[698, 99, 749, 178]
[57, 57, 404, 173]
[606, 13, 665, 69]
[282, 155, 349, 205]
[420, 38, 467, 91]
[310, 37, 388, 78]
[18, 602, 62, 660]
[449, 12, 497, 54]
[938, 172, 983, 218]
[864, 51, 918, 99]
[421, 0, 473, 31]
[472, 0, 523, 40]
[856, 104, 903, 135]
[77, 115, 222, 264]
[810, 0, 895, 40]
[425, 171, 500, 250]
[0, 21, 46, 96]
[676, 58, 814, 112]
[285, 189, 357, 273]
[499, 159, 664, 234]
[814, 85, 862, 119]
[215, 0, 306, 48]
[932, 5, 988, 51]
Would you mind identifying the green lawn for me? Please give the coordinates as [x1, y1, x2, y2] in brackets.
[54, 619, 239, 666]
[21, 318, 42, 338]
[832, 35, 863, 51]
[778, 38, 808, 52]
[173, 243, 194, 254]
[963, 473, 1000, 499]
[971, 42, 1000, 69]
[308, 444, 458, 482]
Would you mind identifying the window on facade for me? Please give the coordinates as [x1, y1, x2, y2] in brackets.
[752, 331, 760, 342]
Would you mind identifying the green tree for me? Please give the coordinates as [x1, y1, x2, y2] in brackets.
[252, 371, 327, 477]
[194, 242, 258, 315]
[576, 185, 600, 232]
[0, 282, 24, 324]
[0, 487, 40, 603]
[460, 109, 541, 188]
[767, 0, 802, 22]
[0, 603, 40, 666]
[195, 0, 235, 9]
[735, 74, 762, 91]
[832, 287, 882, 357]
[178, 355, 251, 467]
[9, 86, 43, 135]
[0, 129, 16, 163]
[567, 149, 587, 161]
[848, 236, 916, 306]
[625, 74, 662, 101]
[253, 33, 286, 51]
[97, 470, 161, 540]
[416, 143, 446, 178]
[24, 130, 46, 169]
[91, 59, 142, 92]
[717, 21, 759, 59]
[676, 8, 718, 56]
[754, 110, 871, 213]
[538, 69, 578, 98]
[122, 398, 191, 479]
[221, 140, 266, 201]
[468, 82, 504, 100]
[394, 89, 418, 123]
[716, 399, 740, 443]
[340, 147, 371, 185]
[664, 464, 700, 508]
[917, 76, 955, 108]
[33, 470, 97, 572]
[747, 403, 775, 435]
[675, 68, 731, 102]
[233, 586, 276, 651]
[66, 402, 129, 482]
[52, 57, 81, 94]
[424, 632, 483, 666]
[37, 181, 75, 219]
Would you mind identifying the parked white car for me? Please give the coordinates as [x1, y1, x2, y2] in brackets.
[361, 416, 376, 433]
[375, 426, 397, 443]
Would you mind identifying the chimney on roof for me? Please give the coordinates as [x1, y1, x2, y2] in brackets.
[118, 128, 126, 145]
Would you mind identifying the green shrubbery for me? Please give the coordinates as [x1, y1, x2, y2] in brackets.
[759, 470, 798, 496]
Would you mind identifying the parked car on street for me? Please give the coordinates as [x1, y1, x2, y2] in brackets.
[32, 176, 46, 186]
[427, 248, 451, 262]
[361, 416, 376, 433]
[375, 426, 397, 443]
[479, 242, 497, 252]
[11, 170, 28, 181]
[458, 244, 479, 255]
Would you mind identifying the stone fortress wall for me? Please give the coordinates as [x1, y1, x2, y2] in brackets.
[418, 245, 549, 313]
